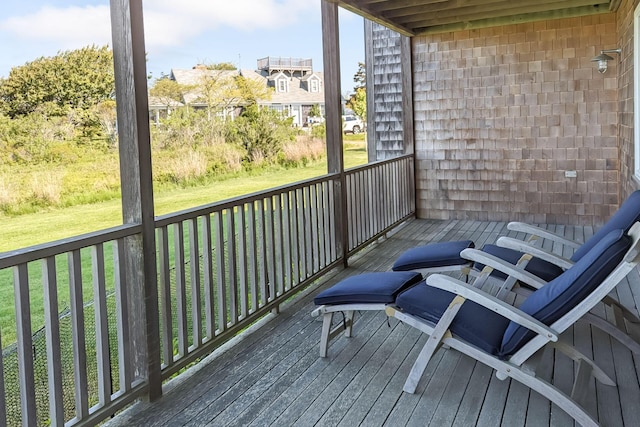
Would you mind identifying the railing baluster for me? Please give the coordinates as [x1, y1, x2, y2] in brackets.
[68, 249, 89, 420]
[357, 170, 364, 246]
[42, 257, 64, 426]
[304, 187, 313, 276]
[188, 219, 202, 347]
[13, 263, 37, 426]
[226, 208, 238, 323]
[157, 226, 173, 368]
[174, 221, 188, 356]
[310, 185, 319, 273]
[237, 206, 249, 318]
[114, 238, 132, 392]
[321, 181, 331, 264]
[366, 169, 374, 239]
[246, 204, 259, 313]
[256, 200, 268, 305]
[282, 192, 292, 291]
[201, 215, 215, 338]
[214, 212, 228, 331]
[274, 194, 284, 297]
[374, 167, 382, 234]
[0, 324, 5, 427]
[92, 244, 112, 407]
[289, 190, 300, 286]
[328, 179, 337, 261]
[346, 172, 354, 250]
[265, 197, 276, 303]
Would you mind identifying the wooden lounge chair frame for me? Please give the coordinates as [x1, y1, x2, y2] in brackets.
[386, 223, 640, 427]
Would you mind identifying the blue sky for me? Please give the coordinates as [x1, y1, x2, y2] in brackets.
[0, 0, 365, 94]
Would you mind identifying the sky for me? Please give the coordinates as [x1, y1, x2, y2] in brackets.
[0, 0, 365, 95]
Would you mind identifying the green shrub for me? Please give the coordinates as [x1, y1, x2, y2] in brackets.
[225, 105, 297, 164]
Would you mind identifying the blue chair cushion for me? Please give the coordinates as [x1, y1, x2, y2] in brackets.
[475, 244, 565, 283]
[313, 271, 423, 305]
[570, 190, 640, 262]
[392, 240, 474, 271]
[499, 228, 631, 357]
[395, 281, 510, 355]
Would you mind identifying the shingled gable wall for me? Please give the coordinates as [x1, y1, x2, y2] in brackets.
[410, 13, 622, 225]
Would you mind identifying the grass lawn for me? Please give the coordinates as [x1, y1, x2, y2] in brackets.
[0, 140, 367, 253]
[0, 135, 368, 426]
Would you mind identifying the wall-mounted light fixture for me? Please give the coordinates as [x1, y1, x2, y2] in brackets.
[591, 48, 622, 74]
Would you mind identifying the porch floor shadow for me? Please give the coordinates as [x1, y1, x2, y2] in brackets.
[107, 219, 640, 427]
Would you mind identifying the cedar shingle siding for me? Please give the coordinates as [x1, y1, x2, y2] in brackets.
[371, 11, 625, 225]
[367, 22, 406, 160]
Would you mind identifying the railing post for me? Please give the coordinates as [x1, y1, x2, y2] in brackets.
[322, 0, 349, 267]
[110, 0, 162, 401]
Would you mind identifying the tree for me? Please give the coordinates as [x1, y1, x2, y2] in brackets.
[353, 62, 365, 90]
[225, 104, 296, 163]
[150, 77, 192, 108]
[0, 45, 115, 117]
[206, 62, 237, 71]
[347, 62, 366, 120]
[197, 71, 272, 119]
[308, 104, 322, 118]
[346, 87, 366, 121]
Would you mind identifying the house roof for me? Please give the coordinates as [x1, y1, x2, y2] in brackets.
[148, 96, 184, 109]
[335, 0, 620, 36]
[240, 69, 326, 105]
[170, 68, 239, 105]
[169, 66, 325, 107]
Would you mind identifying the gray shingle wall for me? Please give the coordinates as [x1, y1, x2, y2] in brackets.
[370, 23, 405, 160]
[411, 14, 620, 225]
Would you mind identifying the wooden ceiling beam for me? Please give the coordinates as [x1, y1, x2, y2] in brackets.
[412, 3, 611, 35]
[333, 0, 416, 36]
[393, 0, 607, 26]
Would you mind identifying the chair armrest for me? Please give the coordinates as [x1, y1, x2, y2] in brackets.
[507, 222, 582, 249]
[496, 236, 575, 270]
[460, 248, 547, 290]
[426, 274, 558, 341]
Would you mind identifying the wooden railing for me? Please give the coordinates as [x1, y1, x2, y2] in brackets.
[0, 155, 414, 426]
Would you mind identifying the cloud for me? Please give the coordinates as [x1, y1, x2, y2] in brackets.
[0, 1, 320, 51]
[0, 5, 111, 48]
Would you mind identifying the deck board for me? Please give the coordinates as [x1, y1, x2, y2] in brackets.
[106, 219, 640, 427]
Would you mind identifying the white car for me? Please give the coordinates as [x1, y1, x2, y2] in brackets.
[342, 115, 364, 134]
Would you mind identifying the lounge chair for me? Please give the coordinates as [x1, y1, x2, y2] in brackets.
[391, 191, 640, 353]
[317, 224, 640, 426]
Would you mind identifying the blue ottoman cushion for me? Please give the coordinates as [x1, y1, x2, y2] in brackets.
[392, 240, 474, 271]
[314, 271, 423, 305]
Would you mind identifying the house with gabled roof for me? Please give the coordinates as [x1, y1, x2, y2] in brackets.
[168, 57, 325, 127]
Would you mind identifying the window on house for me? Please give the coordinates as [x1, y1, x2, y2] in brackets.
[635, 4, 640, 179]
[310, 79, 319, 93]
[278, 78, 288, 93]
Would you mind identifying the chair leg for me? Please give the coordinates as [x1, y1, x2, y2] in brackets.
[456, 341, 601, 427]
[403, 296, 465, 393]
[581, 312, 640, 355]
[552, 338, 616, 386]
[344, 310, 355, 338]
[319, 312, 334, 358]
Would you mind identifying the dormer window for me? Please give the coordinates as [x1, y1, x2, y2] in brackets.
[277, 76, 289, 93]
[310, 79, 319, 93]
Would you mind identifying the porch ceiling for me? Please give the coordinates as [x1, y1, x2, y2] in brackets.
[333, 0, 620, 36]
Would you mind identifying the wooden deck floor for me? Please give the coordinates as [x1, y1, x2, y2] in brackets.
[107, 219, 640, 426]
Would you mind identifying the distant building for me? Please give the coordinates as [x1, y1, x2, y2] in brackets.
[166, 57, 325, 127]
